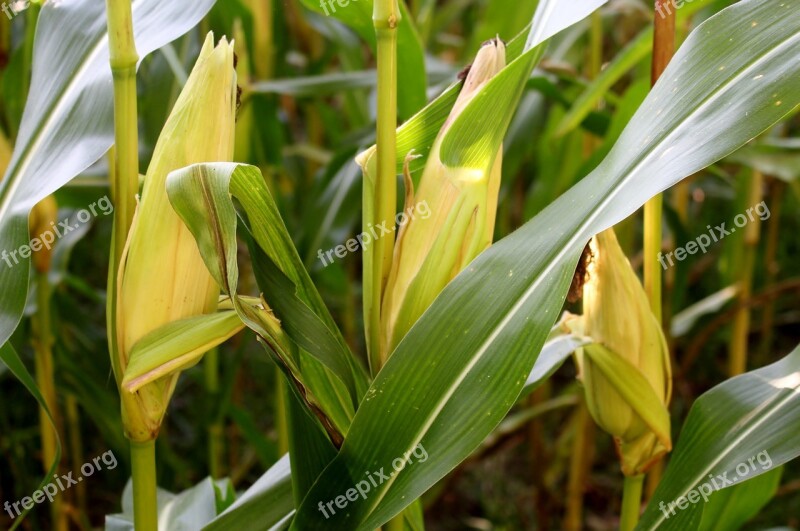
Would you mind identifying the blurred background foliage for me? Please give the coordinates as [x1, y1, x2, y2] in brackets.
[0, 0, 798, 529]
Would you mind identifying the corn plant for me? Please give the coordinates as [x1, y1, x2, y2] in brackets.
[0, 0, 799, 530]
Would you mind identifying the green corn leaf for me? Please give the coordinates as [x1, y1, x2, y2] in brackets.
[698, 465, 782, 531]
[166, 162, 368, 436]
[282, 378, 340, 505]
[291, 0, 800, 527]
[122, 311, 245, 393]
[249, 67, 456, 98]
[554, 0, 723, 137]
[440, 0, 608, 172]
[523, 0, 607, 50]
[522, 336, 582, 394]
[638, 345, 800, 530]
[554, 26, 654, 137]
[671, 286, 738, 338]
[0, 0, 216, 351]
[0, 342, 61, 530]
[362, 0, 605, 184]
[728, 136, 800, 182]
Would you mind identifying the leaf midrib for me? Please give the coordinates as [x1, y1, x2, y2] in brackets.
[644, 385, 799, 530]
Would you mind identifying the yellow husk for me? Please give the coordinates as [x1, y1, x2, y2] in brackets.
[578, 228, 672, 475]
[379, 38, 506, 357]
[116, 33, 236, 441]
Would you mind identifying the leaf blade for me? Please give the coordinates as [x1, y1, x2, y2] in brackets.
[291, 1, 800, 527]
[0, 0, 216, 348]
[638, 346, 800, 530]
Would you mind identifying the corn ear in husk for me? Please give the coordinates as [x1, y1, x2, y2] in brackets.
[572, 228, 672, 476]
[372, 38, 507, 360]
[115, 34, 237, 441]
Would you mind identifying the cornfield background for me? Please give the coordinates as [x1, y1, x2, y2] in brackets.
[0, 0, 798, 530]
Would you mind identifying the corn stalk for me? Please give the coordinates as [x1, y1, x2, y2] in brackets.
[758, 179, 785, 356]
[373, 1, 402, 528]
[366, 0, 400, 373]
[32, 271, 66, 531]
[729, 170, 764, 375]
[104, 1, 156, 529]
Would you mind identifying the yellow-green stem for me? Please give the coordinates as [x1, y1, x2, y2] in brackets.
[620, 474, 644, 531]
[66, 395, 90, 530]
[205, 348, 224, 478]
[106, 1, 155, 528]
[106, 0, 139, 272]
[759, 179, 784, 356]
[369, 0, 400, 372]
[564, 398, 595, 531]
[33, 272, 65, 531]
[645, 198, 667, 493]
[647, 0, 675, 321]
[130, 440, 158, 531]
[249, 0, 274, 80]
[643, 195, 663, 323]
[729, 170, 763, 376]
[664, 13, 691, 351]
[374, 3, 403, 529]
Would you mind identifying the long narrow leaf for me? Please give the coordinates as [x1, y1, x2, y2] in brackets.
[166, 163, 368, 435]
[292, 1, 800, 527]
[637, 346, 800, 530]
[0, 342, 61, 530]
[0, 0, 215, 349]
